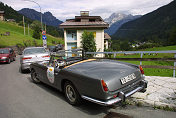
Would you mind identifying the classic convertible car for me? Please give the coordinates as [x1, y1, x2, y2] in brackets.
[30, 50, 147, 106]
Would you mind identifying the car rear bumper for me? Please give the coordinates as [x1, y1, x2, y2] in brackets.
[21, 63, 31, 70]
[81, 80, 148, 106]
[21, 60, 49, 70]
[0, 59, 8, 63]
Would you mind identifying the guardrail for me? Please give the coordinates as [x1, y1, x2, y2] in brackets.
[85, 50, 176, 78]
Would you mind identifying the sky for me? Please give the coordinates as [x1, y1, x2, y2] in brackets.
[0, 0, 174, 21]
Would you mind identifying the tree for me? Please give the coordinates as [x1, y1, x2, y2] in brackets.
[31, 21, 41, 39]
[120, 41, 132, 51]
[167, 27, 176, 45]
[81, 31, 96, 52]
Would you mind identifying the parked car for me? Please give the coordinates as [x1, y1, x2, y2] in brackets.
[0, 48, 16, 64]
[55, 44, 63, 51]
[20, 47, 50, 72]
[30, 50, 147, 106]
[49, 46, 57, 52]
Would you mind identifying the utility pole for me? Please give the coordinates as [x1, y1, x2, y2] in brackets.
[45, 23, 46, 33]
[23, 0, 43, 31]
[28, 24, 29, 35]
[23, 16, 25, 35]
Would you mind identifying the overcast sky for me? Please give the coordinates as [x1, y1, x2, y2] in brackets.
[0, 0, 173, 21]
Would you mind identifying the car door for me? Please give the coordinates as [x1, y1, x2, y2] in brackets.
[45, 66, 61, 88]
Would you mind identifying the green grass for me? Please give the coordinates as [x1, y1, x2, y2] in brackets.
[141, 45, 176, 51]
[0, 21, 64, 47]
[114, 45, 176, 77]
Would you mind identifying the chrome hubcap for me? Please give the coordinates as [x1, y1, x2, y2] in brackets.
[32, 71, 39, 82]
[66, 85, 76, 102]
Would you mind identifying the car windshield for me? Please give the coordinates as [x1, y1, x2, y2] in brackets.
[0, 49, 9, 54]
[24, 48, 46, 55]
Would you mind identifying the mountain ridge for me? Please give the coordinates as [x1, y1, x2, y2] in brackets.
[104, 12, 141, 35]
[113, 0, 176, 44]
[18, 8, 63, 27]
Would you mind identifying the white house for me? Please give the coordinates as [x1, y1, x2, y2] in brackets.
[59, 11, 109, 57]
[0, 11, 5, 21]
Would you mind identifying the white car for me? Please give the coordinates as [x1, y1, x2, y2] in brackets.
[20, 47, 50, 72]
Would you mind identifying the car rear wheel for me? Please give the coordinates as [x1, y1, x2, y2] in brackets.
[31, 69, 40, 83]
[64, 82, 81, 105]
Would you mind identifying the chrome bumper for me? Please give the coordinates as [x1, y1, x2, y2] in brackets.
[81, 80, 148, 106]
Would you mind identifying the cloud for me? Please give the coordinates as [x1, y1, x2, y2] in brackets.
[0, 0, 173, 21]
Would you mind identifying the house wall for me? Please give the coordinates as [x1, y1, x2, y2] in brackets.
[77, 29, 104, 57]
[104, 40, 109, 49]
[0, 14, 4, 21]
[64, 29, 105, 57]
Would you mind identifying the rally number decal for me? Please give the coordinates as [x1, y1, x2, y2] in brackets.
[47, 67, 54, 83]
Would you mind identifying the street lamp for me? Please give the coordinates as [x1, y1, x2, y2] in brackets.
[23, 0, 43, 31]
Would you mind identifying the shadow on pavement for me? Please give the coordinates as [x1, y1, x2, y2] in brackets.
[26, 76, 114, 116]
[104, 112, 133, 118]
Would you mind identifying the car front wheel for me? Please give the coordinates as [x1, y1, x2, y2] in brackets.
[31, 69, 40, 83]
[64, 82, 81, 105]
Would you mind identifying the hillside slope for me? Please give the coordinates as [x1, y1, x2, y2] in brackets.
[113, 0, 176, 43]
[0, 21, 63, 48]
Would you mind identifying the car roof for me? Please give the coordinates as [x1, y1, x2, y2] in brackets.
[0, 48, 10, 50]
[24, 47, 44, 50]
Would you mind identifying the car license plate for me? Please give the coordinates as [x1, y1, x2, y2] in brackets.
[120, 73, 136, 85]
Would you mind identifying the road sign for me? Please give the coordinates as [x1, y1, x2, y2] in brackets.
[43, 39, 47, 48]
[42, 35, 47, 40]
[42, 31, 46, 35]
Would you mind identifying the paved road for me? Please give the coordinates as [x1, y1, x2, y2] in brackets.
[0, 56, 176, 118]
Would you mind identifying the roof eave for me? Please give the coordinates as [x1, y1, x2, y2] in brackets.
[59, 25, 109, 29]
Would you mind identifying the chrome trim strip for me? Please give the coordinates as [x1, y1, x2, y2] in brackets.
[125, 86, 143, 97]
[81, 95, 121, 106]
[81, 86, 145, 106]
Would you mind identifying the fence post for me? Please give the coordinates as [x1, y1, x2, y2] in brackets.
[173, 54, 176, 78]
[140, 53, 143, 65]
[114, 53, 116, 58]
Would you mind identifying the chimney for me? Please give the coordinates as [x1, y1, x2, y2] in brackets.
[80, 11, 89, 16]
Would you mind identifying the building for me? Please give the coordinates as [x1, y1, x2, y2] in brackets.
[104, 33, 111, 50]
[60, 11, 109, 57]
[0, 11, 5, 21]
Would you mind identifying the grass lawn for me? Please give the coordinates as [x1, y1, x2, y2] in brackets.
[0, 21, 64, 47]
[114, 46, 176, 77]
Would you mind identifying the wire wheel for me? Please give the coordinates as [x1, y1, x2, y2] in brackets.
[64, 82, 81, 105]
[66, 84, 76, 103]
[31, 70, 40, 83]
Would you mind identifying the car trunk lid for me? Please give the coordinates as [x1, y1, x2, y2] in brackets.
[68, 59, 142, 92]
[22, 53, 50, 63]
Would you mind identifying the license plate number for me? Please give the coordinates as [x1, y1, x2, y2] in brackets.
[121, 73, 136, 85]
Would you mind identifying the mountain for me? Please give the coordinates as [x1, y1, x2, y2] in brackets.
[113, 0, 176, 44]
[0, 2, 63, 38]
[104, 13, 141, 35]
[0, 2, 32, 23]
[18, 8, 63, 27]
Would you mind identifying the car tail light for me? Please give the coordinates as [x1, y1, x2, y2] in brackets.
[42, 55, 50, 58]
[101, 80, 108, 92]
[139, 65, 144, 74]
[22, 57, 32, 60]
[113, 95, 117, 98]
